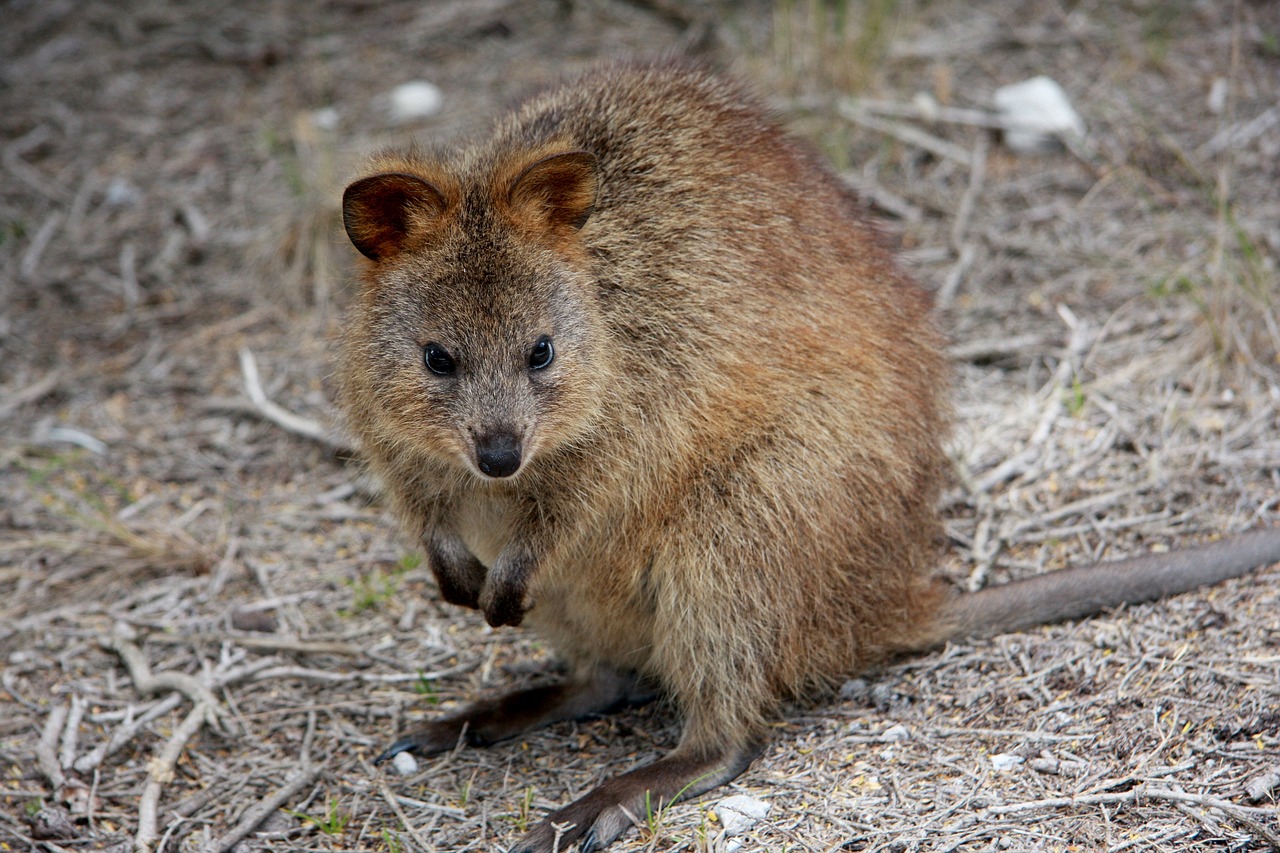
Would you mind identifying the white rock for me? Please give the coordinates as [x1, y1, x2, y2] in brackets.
[881, 723, 911, 742]
[990, 752, 1024, 772]
[716, 794, 770, 836]
[388, 81, 443, 122]
[1207, 77, 1229, 115]
[104, 177, 141, 207]
[838, 677, 869, 702]
[391, 750, 419, 776]
[912, 91, 941, 122]
[994, 76, 1085, 153]
[312, 106, 340, 131]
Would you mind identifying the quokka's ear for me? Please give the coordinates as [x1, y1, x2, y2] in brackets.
[342, 172, 448, 261]
[506, 150, 599, 232]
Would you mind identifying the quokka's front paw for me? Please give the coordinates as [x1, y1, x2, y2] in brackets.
[479, 574, 529, 627]
[433, 568, 482, 610]
[479, 552, 536, 627]
[426, 539, 488, 610]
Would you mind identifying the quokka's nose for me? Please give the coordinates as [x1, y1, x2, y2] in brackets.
[475, 433, 522, 478]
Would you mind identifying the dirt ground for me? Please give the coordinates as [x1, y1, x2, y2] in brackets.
[3, 1, 1279, 851]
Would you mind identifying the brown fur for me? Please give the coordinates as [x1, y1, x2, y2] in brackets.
[336, 62, 1280, 852]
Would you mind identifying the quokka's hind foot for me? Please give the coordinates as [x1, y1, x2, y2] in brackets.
[374, 669, 654, 764]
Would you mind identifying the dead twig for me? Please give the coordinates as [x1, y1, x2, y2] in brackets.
[376, 773, 444, 853]
[844, 96, 1007, 129]
[937, 133, 988, 310]
[842, 170, 924, 223]
[950, 132, 988, 252]
[0, 370, 62, 420]
[77, 653, 288, 775]
[74, 694, 185, 774]
[986, 784, 1280, 846]
[1030, 304, 1094, 447]
[37, 702, 68, 791]
[102, 625, 246, 852]
[136, 704, 213, 853]
[147, 633, 368, 657]
[58, 695, 87, 773]
[250, 659, 477, 684]
[836, 101, 972, 165]
[238, 347, 347, 449]
[4, 125, 70, 200]
[20, 211, 63, 283]
[947, 333, 1048, 364]
[198, 761, 324, 853]
[937, 243, 977, 311]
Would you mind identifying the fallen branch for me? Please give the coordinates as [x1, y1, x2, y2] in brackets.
[103, 628, 228, 732]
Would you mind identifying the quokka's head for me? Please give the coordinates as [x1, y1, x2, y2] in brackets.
[339, 145, 611, 482]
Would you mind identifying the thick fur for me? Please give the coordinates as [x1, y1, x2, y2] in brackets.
[336, 62, 1280, 851]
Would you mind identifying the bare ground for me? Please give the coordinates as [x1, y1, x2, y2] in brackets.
[2, 1, 1279, 851]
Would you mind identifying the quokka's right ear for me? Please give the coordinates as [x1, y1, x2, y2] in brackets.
[342, 173, 448, 261]
[505, 150, 599, 233]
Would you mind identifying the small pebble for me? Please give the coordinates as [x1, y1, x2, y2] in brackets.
[388, 81, 443, 122]
[881, 723, 911, 742]
[312, 106, 340, 131]
[104, 176, 141, 207]
[391, 751, 419, 776]
[912, 91, 940, 122]
[230, 608, 278, 633]
[1207, 77, 1229, 115]
[869, 682, 897, 710]
[717, 794, 769, 850]
[838, 678, 869, 702]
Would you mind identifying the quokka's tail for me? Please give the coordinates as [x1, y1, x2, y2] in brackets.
[912, 527, 1280, 649]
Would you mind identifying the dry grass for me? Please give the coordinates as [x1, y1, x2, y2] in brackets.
[2, 1, 1278, 851]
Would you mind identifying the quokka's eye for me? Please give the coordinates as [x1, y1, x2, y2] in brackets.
[423, 342, 456, 375]
[529, 335, 555, 370]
